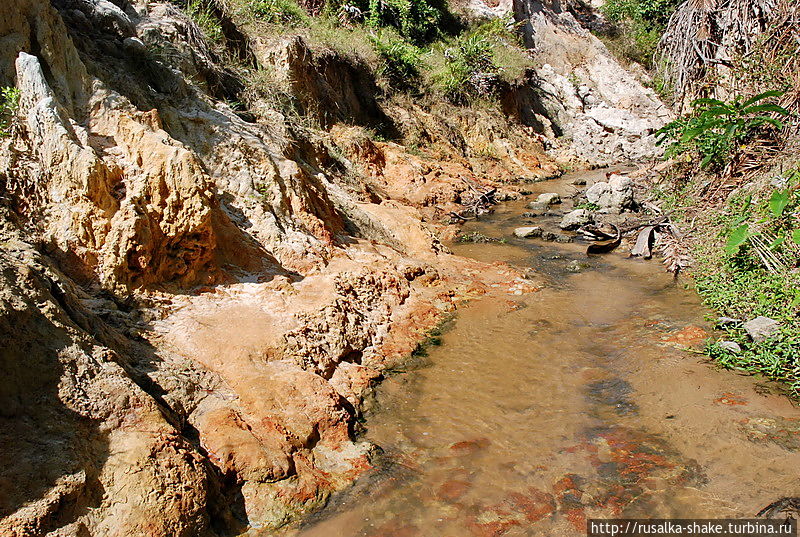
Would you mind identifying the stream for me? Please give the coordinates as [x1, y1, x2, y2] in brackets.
[288, 170, 800, 537]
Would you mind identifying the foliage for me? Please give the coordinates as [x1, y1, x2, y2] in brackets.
[602, 0, 676, 27]
[186, 0, 223, 41]
[706, 326, 800, 393]
[364, 0, 449, 44]
[470, 14, 522, 43]
[600, 0, 680, 68]
[0, 86, 21, 138]
[655, 90, 791, 170]
[697, 261, 800, 393]
[433, 33, 497, 103]
[250, 0, 309, 24]
[371, 31, 422, 89]
[690, 171, 800, 395]
[722, 170, 800, 264]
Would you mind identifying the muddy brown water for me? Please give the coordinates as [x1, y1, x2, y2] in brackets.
[287, 170, 800, 537]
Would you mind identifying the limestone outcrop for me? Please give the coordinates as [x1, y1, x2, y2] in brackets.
[470, 0, 672, 165]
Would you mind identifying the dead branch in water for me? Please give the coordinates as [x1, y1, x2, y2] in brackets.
[448, 181, 498, 223]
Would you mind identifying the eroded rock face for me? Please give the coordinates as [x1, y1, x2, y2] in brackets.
[0, 216, 211, 537]
[510, 0, 672, 165]
[0, 0, 554, 534]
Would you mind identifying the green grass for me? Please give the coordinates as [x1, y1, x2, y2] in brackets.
[687, 183, 800, 395]
[186, 0, 224, 42]
[371, 30, 422, 90]
[698, 263, 800, 393]
[250, 0, 309, 24]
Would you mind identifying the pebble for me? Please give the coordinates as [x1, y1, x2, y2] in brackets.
[718, 341, 742, 354]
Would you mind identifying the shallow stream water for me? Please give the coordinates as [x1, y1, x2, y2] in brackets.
[288, 170, 800, 537]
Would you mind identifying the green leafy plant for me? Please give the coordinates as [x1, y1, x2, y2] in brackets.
[435, 33, 497, 102]
[656, 90, 791, 170]
[371, 32, 421, 89]
[723, 170, 800, 263]
[0, 86, 21, 137]
[600, 0, 681, 69]
[186, 0, 223, 41]
[365, 0, 448, 44]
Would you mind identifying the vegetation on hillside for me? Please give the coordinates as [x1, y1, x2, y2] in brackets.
[649, 0, 800, 396]
[179, 0, 534, 106]
[598, 0, 680, 70]
[695, 169, 800, 393]
[0, 86, 20, 138]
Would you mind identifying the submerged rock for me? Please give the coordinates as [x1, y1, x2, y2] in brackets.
[514, 226, 544, 238]
[566, 260, 590, 273]
[541, 232, 573, 243]
[743, 316, 781, 343]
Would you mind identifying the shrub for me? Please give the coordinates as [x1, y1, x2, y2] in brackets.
[371, 32, 422, 89]
[655, 90, 790, 170]
[0, 86, 21, 138]
[186, 0, 223, 41]
[435, 33, 497, 102]
[250, 0, 309, 24]
[600, 0, 680, 68]
[363, 0, 449, 44]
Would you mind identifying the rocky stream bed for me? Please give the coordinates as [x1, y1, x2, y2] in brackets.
[279, 170, 800, 537]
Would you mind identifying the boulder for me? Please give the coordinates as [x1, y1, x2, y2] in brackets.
[528, 192, 561, 211]
[718, 341, 742, 354]
[743, 316, 781, 343]
[585, 174, 634, 213]
[559, 209, 593, 230]
[514, 226, 543, 238]
[536, 192, 562, 206]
